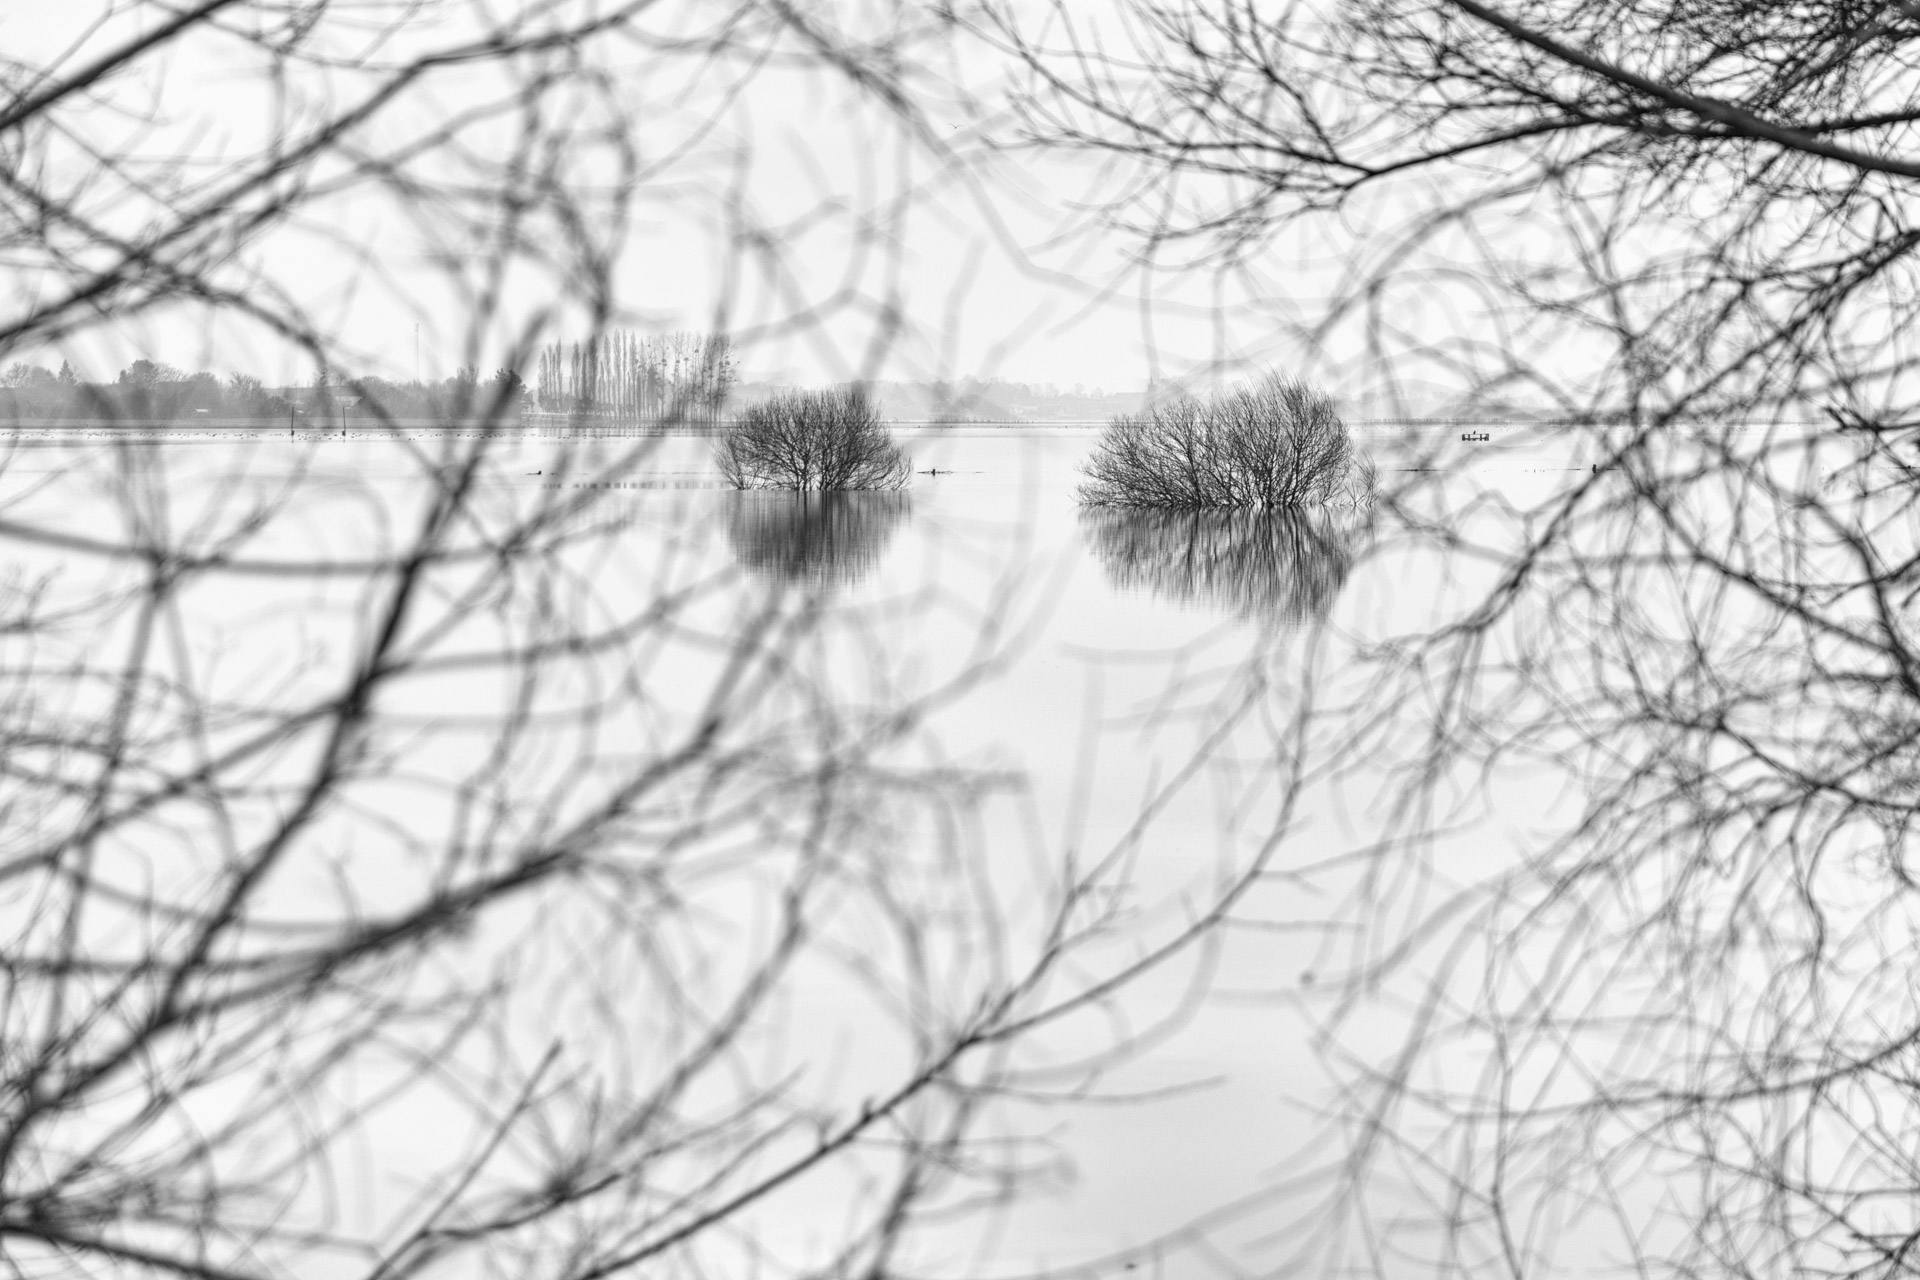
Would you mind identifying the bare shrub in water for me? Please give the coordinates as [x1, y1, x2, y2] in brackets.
[718, 386, 910, 490]
[1079, 373, 1373, 508]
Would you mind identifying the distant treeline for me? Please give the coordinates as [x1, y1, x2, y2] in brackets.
[0, 331, 733, 424]
[0, 360, 281, 422]
[0, 358, 529, 424]
[531, 331, 735, 424]
[0, 339, 1159, 428]
[0, 330, 741, 426]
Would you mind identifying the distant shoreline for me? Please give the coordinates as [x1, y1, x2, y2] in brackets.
[0, 417, 1823, 437]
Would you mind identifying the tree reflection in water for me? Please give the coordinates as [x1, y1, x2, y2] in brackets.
[726, 490, 911, 588]
[1079, 505, 1367, 624]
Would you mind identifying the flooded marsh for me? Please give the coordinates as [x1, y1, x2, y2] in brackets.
[1, 418, 1908, 1279]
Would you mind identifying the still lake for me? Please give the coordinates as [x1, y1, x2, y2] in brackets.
[0, 421, 1625, 1276]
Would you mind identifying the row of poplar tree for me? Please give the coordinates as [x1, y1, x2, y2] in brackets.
[533, 331, 735, 424]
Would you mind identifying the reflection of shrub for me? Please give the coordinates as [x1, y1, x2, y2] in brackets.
[727, 491, 911, 587]
[717, 386, 909, 490]
[1080, 505, 1366, 623]
[1079, 373, 1373, 508]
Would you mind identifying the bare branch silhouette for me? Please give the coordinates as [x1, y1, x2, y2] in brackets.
[978, 0, 1920, 1274]
[0, 8, 1335, 1280]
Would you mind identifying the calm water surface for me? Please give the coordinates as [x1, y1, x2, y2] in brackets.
[0, 423, 1611, 1276]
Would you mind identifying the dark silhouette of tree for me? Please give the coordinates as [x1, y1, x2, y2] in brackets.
[718, 386, 910, 490]
[1079, 373, 1373, 508]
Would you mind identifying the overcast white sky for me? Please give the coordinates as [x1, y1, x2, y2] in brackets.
[2, 0, 1411, 399]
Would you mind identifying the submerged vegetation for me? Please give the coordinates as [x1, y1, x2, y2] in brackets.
[1079, 373, 1373, 508]
[717, 385, 910, 490]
